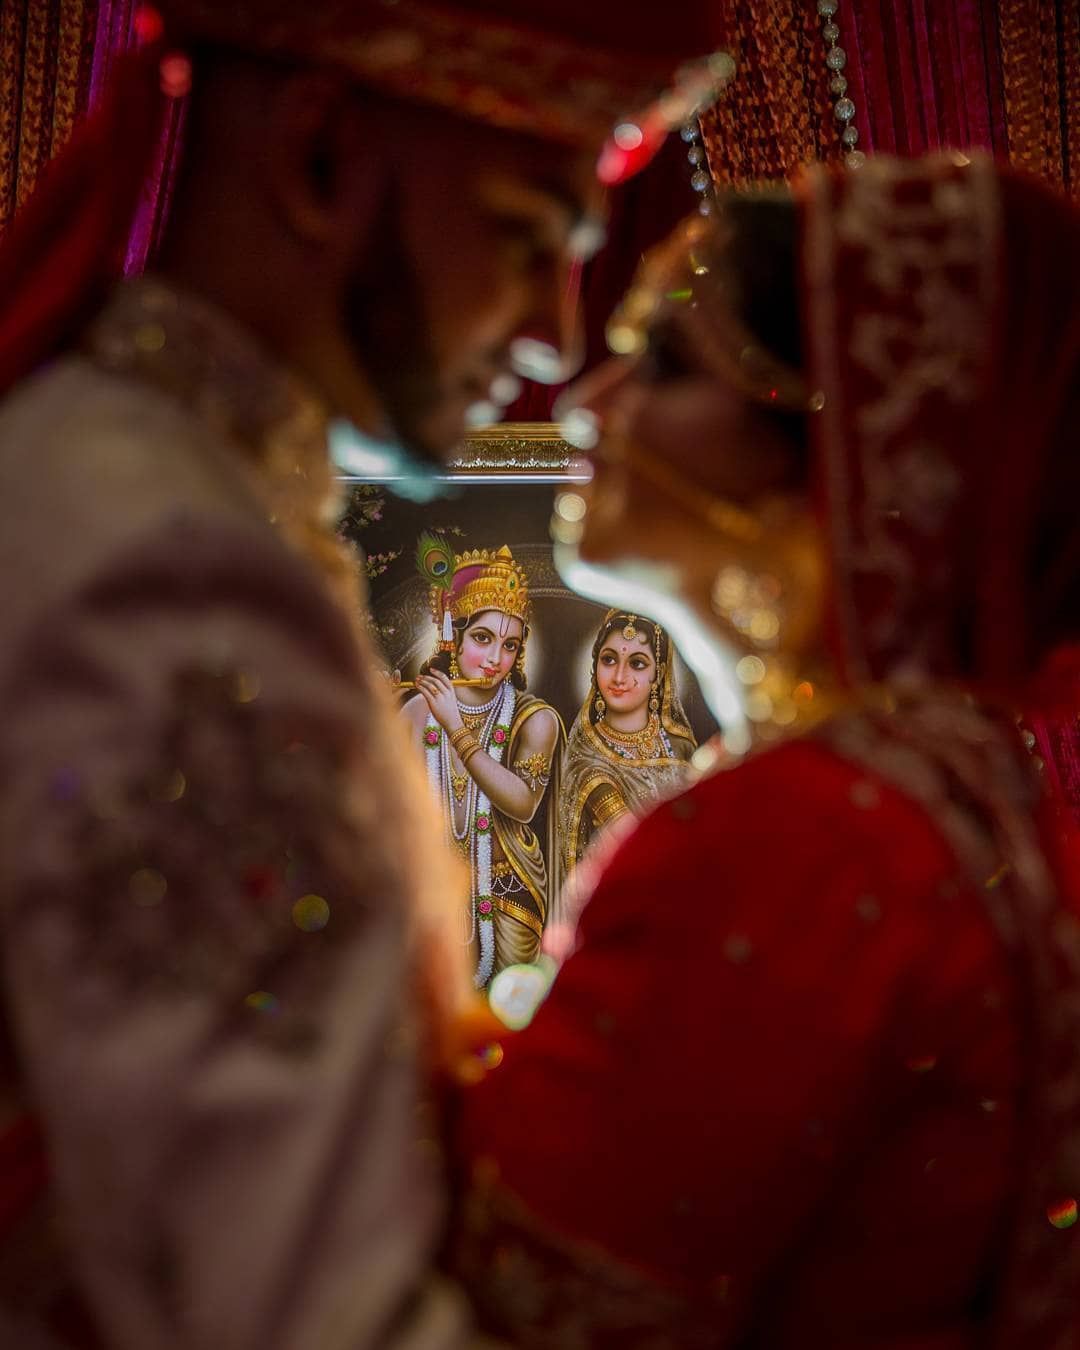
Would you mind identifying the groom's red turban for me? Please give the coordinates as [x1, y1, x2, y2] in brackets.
[157, 0, 734, 154]
[0, 1, 734, 393]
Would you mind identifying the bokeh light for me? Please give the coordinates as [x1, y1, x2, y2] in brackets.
[292, 893, 331, 932]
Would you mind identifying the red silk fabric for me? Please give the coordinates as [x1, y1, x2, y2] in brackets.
[800, 159, 1080, 690]
[799, 156, 1080, 848]
[453, 157, 1080, 1348]
[455, 741, 1026, 1347]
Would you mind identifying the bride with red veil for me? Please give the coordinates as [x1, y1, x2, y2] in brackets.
[449, 154, 1080, 1348]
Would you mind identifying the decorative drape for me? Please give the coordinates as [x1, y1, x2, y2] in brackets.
[824, 0, 1008, 160]
[519, 0, 1079, 418]
[701, 1, 1077, 200]
[996, 0, 1080, 198]
[0, 0, 179, 259]
[701, 0, 837, 186]
[0, 0, 98, 232]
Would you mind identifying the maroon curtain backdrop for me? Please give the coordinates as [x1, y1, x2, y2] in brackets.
[514, 0, 1077, 419]
[839, 0, 1008, 157]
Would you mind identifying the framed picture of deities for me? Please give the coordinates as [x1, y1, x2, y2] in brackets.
[339, 423, 717, 991]
[341, 424, 713, 733]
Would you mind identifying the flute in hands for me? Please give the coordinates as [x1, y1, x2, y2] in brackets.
[390, 673, 495, 691]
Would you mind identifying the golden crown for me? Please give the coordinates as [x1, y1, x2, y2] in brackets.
[430, 545, 531, 631]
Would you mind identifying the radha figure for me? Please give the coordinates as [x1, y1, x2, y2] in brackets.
[560, 610, 696, 875]
[404, 540, 563, 989]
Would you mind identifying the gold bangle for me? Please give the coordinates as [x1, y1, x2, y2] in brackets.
[459, 740, 483, 767]
[452, 729, 479, 753]
[592, 790, 627, 826]
[449, 725, 472, 747]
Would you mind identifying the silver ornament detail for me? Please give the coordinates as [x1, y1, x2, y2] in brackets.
[680, 122, 701, 143]
[688, 144, 705, 165]
[690, 169, 711, 192]
[818, 0, 864, 165]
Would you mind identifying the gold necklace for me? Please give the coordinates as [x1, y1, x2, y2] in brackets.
[451, 695, 499, 804]
[597, 712, 660, 759]
[459, 698, 499, 730]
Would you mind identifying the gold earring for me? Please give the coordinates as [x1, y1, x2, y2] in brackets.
[649, 684, 659, 716]
[594, 692, 606, 720]
[449, 651, 461, 679]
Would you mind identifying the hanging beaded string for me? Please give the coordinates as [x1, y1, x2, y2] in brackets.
[457, 687, 502, 719]
[680, 52, 734, 217]
[683, 11, 866, 196]
[817, 0, 866, 169]
[682, 118, 718, 216]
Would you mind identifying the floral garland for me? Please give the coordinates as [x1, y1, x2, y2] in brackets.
[423, 680, 516, 989]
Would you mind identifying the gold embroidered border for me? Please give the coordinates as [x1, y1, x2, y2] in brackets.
[492, 893, 544, 940]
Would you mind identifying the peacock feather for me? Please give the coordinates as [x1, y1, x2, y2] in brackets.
[416, 530, 455, 594]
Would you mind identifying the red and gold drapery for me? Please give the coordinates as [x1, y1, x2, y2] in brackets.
[997, 0, 1080, 199]
[0, 0, 97, 232]
[0, 0, 179, 263]
[701, 0, 1078, 199]
[701, 1, 838, 187]
[512, 0, 1080, 419]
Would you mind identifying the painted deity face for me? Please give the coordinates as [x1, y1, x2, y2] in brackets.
[459, 610, 525, 684]
[595, 628, 656, 717]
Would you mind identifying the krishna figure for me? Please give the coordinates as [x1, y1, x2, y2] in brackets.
[402, 537, 563, 989]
